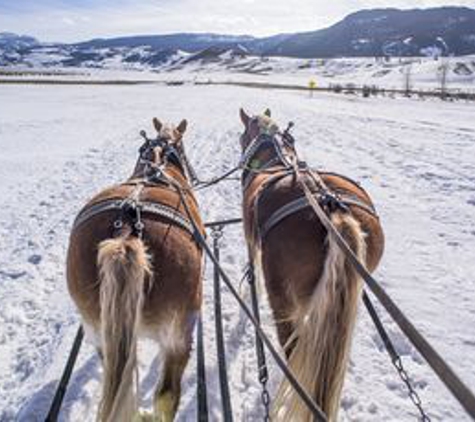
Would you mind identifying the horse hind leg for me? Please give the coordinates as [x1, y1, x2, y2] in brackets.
[268, 299, 296, 359]
[153, 312, 196, 422]
[153, 351, 190, 421]
[81, 321, 104, 360]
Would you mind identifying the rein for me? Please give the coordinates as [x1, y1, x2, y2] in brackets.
[190, 123, 298, 193]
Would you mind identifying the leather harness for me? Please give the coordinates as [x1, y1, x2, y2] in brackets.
[241, 131, 379, 240]
[72, 196, 195, 237]
[72, 133, 198, 239]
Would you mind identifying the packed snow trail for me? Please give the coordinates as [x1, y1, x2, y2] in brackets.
[0, 84, 474, 421]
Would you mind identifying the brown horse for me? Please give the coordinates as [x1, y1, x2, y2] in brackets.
[239, 108, 385, 421]
[67, 118, 204, 422]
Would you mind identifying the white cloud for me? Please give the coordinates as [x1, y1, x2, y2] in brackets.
[0, 0, 474, 42]
[61, 17, 76, 26]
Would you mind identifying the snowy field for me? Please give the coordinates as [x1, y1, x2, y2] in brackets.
[2, 54, 475, 93]
[0, 83, 474, 421]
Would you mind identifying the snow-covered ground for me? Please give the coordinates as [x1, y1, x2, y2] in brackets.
[163, 54, 475, 92]
[0, 83, 474, 421]
[2, 54, 475, 93]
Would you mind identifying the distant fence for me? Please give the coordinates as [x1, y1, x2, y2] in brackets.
[196, 80, 475, 101]
[1, 75, 473, 101]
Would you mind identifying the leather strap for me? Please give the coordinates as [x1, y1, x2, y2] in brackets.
[260, 193, 377, 239]
[72, 198, 195, 236]
[253, 169, 378, 239]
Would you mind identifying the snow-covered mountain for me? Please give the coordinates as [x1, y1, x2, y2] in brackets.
[0, 32, 39, 51]
[62, 7, 475, 58]
[2, 6, 475, 70]
[267, 7, 475, 57]
[76, 33, 255, 52]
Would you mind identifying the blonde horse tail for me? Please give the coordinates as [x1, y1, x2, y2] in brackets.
[96, 236, 151, 422]
[274, 212, 367, 422]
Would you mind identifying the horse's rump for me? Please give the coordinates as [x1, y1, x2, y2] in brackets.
[67, 183, 203, 328]
[246, 170, 381, 261]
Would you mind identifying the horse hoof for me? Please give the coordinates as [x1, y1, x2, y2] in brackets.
[155, 391, 176, 422]
[133, 411, 157, 422]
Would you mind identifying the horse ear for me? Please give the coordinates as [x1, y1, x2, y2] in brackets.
[264, 108, 271, 117]
[240, 108, 250, 126]
[177, 119, 187, 135]
[153, 118, 162, 133]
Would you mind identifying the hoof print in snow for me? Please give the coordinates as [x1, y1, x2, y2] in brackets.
[367, 402, 378, 414]
[341, 395, 358, 410]
[15, 358, 34, 381]
[27, 254, 42, 265]
[0, 270, 27, 280]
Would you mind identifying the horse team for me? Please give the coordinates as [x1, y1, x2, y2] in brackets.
[67, 109, 384, 421]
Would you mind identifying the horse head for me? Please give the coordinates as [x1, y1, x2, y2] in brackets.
[238, 108, 297, 182]
[239, 108, 280, 151]
[134, 118, 190, 181]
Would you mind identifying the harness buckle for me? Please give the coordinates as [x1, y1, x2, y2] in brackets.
[113, 219, 123, 229]
[114, 199, 145, 238]
[319, 191, 349, 214]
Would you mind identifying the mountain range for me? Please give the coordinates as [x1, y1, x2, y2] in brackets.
[1, 7, 475, 69]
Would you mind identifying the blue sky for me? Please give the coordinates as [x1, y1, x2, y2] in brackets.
[1, 0, 474, 42]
